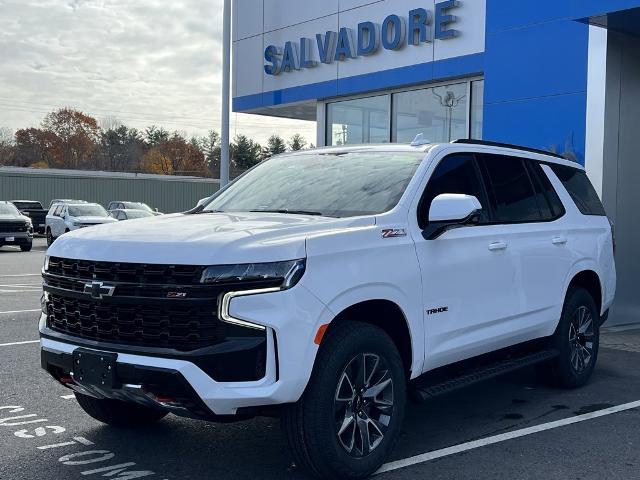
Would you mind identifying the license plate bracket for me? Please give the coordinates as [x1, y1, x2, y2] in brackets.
[5, 237, 14, 242]
[72, 349, 118, 389]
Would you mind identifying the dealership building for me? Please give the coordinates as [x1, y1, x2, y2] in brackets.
[232, 0, 640, 326]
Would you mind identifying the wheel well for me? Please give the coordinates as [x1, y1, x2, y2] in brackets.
[568, 270, 602, 313]
[326, 300, 412, 376]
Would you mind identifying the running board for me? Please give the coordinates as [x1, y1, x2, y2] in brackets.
[411, 349, 559, 403]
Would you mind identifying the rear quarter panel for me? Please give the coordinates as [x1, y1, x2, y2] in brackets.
[542, 165, 616, 318]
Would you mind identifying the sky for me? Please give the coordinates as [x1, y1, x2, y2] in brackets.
[0, 0, 316, 145]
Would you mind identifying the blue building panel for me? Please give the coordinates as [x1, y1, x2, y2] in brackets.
[484, 19, 588, 103]
[483, 91, 587, 163]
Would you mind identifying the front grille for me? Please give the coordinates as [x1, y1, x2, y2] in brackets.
[0, 222, 27, 233]
[44, 257, 274, 351]
[47, 257, 205, 284]
[46, 293, 224, 351]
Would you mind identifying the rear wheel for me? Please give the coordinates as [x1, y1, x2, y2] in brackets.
[538, 287, 600, 388]
[74, 393, 167, 427]
[282, 321, 406, 479]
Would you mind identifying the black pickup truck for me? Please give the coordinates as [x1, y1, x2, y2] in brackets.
[11, 200, 47, 234]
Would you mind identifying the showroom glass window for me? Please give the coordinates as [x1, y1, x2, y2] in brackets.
[325, 78, 484, 146]
[470, 80, 484, 139]
[393, 83, 468, 143]
[326, 95, 390, 146]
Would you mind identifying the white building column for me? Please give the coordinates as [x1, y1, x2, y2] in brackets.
[585, 25, 608, 198]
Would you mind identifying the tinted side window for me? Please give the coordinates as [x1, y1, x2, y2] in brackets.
[419, 154, 488, 228]
[53, 206, 62, 216]
[526, 161, 565, 220]
[549, 164, 606, 216]
[479, 154, 542, 223]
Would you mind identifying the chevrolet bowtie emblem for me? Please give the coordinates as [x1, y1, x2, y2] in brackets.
[83, 281, 115, 299]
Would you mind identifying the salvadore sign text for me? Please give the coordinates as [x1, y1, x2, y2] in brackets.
[264, 0, 462, 76]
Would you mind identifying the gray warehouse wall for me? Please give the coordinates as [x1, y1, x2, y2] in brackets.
[0, 169, 220, 213]
[602, 32, 640, 326]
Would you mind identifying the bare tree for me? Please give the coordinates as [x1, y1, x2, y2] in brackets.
[99, 116, 124, 132]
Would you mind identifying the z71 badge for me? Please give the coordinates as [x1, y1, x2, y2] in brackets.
[167, 292, 187, 299]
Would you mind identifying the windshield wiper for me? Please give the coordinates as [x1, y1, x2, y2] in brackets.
[250, 209, 325, 216]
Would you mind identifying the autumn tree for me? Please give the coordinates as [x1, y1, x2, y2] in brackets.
[288, 133, 307, 151]
[142, 148, 173, 175]
[41, 108, 100, 169]
[171, 134, 206, 175]
[13, 128, 57, 167]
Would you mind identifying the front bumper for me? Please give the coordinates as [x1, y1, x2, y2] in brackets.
[39, 284, 332, 415]
[0, 231, 32, 245]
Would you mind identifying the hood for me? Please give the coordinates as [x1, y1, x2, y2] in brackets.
[0, 214, 24, 221]
[48, 212, 375, 265]
[72, 216, 117, 224]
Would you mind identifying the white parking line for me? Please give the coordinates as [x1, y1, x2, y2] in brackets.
[0, 309, 41, 315]
[60, 394, 76, 400]
[377, 399, 640, 475]
[0, 340, 39, 347]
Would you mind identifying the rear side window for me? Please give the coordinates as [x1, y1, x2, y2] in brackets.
[526, 161, 565, 220]
[419, 154, 488, 228]
[479, 154, 542, 223]
[549, 164, 606, 216]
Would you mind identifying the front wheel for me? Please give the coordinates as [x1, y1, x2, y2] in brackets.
[282, 321, 406, 479]
[538, 287, 600, 388]
[74, 393, 167, 427]
[46, 229, 54, 246]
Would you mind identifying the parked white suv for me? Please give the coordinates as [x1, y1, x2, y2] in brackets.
[40, 141, 615, 479]
[46, 202, 117, 246]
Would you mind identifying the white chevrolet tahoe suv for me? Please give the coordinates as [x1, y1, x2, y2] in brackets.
[40, 140, 616, 479]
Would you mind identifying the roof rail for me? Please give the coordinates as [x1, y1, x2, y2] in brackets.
[452, 139, 566, 160]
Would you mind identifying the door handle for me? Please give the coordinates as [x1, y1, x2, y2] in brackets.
[552, 236, 567, 245]
[488, 241, 508, 251]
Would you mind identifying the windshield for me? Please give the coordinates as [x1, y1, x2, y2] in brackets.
[69, 205, 108, 217]
[126, 210, 154, 218]
[0, 203, 19, 215]
[203, 151, 425, 217]
[124, 202, 152, 211]
[12, 201, 42, 210]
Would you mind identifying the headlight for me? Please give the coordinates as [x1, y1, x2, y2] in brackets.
[43, 255, 50, 272]
[200, 259, 305, 289]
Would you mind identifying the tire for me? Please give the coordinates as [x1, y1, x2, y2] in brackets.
[20, 243, 32, 252]
[74, 393, 168, 427]
[46, 229, 54, 247]
[538, 287, 600, 388]
[281, 321, 406, 480]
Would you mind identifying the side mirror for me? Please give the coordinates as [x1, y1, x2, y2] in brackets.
[424, 194, 482, 240]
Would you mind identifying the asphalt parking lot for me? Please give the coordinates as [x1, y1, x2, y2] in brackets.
[1, 238, 639, 480]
